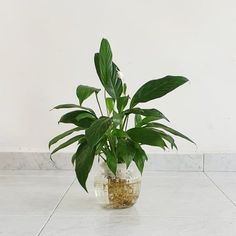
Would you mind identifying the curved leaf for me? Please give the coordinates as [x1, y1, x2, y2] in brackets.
[145, 122, 195, 144]
[117, 96, 129, 113]
[95, 39, 123, 99]
[59, 110, 96, 128]
[85, 117, 112, 147]
[117, 138, 136, 168]
[106, 152, 117, 175]
[130, 76, 188, 108]
[74, 142, 95, 192]
[52, 104, 96, 115]
[50, 135, 84, 156]
[124, 108, 169, 122]
[127, 127, 166, 148]
[49, 127, 82, 149]
[155, 129, 178, 149]
[133, 143, 147, 174]
[105, 97, 114, 114]
[76, 85, 100, 106]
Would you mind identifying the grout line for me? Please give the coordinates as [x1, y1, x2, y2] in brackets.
[203, 172, 236, 209]
[36, 178, 76, 236]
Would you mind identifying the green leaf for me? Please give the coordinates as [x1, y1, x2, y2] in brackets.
[123, 83, 127, 95]
[141, 116, 166, 126]
[49, 127, 82, 149]
[74, 142, 95, 192]
[127, 127, 166, 148]
[94, 53, 101, 78]
[50, 135, 84, 156]
[112, 129, 128, 138]
[95, 39, 123, 99]
[130, 76, 189, 108]
[133, 143, 147, 174]
[105, 97, 114, 114]
[85, 117, 112, 147]
[117, 96, 129, 113]
[117, 139, 136, 168]
[76, 85, 100, 106]
[112, 111, 122, 128]
[155, 130, 177, 149]
[52, 104, 96, 115]
[124, 108, 169, 122]
[134, 114, 142, 127]
[145, 122, 195, 144]
[106, 153, 117, 175]
[59, 110, 96, 128]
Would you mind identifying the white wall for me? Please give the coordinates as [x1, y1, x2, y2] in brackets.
[0, 0, 236, 153]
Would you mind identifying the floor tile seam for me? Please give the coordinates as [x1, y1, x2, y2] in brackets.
[45, 215, 236, 219]
[36, 178, 76, 236]
[203, 172, 236, 209]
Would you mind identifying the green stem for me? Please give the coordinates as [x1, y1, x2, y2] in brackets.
[125, 115, 129, 131]
[95, 93, 103, 116]
[121, 115, 128, 130]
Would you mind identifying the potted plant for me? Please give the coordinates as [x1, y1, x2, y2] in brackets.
[49, 38, 194, 209]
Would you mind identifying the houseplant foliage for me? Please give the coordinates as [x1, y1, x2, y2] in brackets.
[49, 38, 194, 195]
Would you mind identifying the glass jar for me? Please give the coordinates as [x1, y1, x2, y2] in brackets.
[94, 162, 141, 209]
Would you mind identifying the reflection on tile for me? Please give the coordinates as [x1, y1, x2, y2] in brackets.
[204, 153, 236, 171]
[40, 215, 236, 236]
[54, 172, 236, 217]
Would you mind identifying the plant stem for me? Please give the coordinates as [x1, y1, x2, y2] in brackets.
[95, 93, 103, 116]
[121, 115, 128, 130]
[125, 115, 129, 130]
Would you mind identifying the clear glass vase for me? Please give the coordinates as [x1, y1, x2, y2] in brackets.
[94, 162, 141, 209]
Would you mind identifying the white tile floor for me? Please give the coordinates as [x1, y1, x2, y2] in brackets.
[1, 170, 236, 236]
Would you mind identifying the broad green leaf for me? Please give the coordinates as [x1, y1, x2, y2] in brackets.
[59, 110, 96, 128]
[155, 130, 177, 149]
[94, 53, 101, 78]
[106, 153, 117, 175]
[105, 97, 114, 114]
[95, 39, 123, 99]
[50, 135, 84, 155]
[49, 127, 82, 149]
[134, 114, 142, 127]
[85, 117, 112, 147]
[111, 129, 128, 138]
[141, 116, 166, 126]
[145, 122, 195, 144]
[52, 104, 96, 115]
[76, 85, 100, 106]
[117, 138, 136, 168]
[130, 76, 188, 108]
[127, 127, 166, 148]
[117, 96, 129, 113]
[74, 142, 95, 192]
[133, 143, 147, 174]
[124, 108, 169, 122]
[112, 111, 122, 128]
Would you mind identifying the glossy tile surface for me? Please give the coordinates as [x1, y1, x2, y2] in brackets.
[1, 170, 236, 236]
